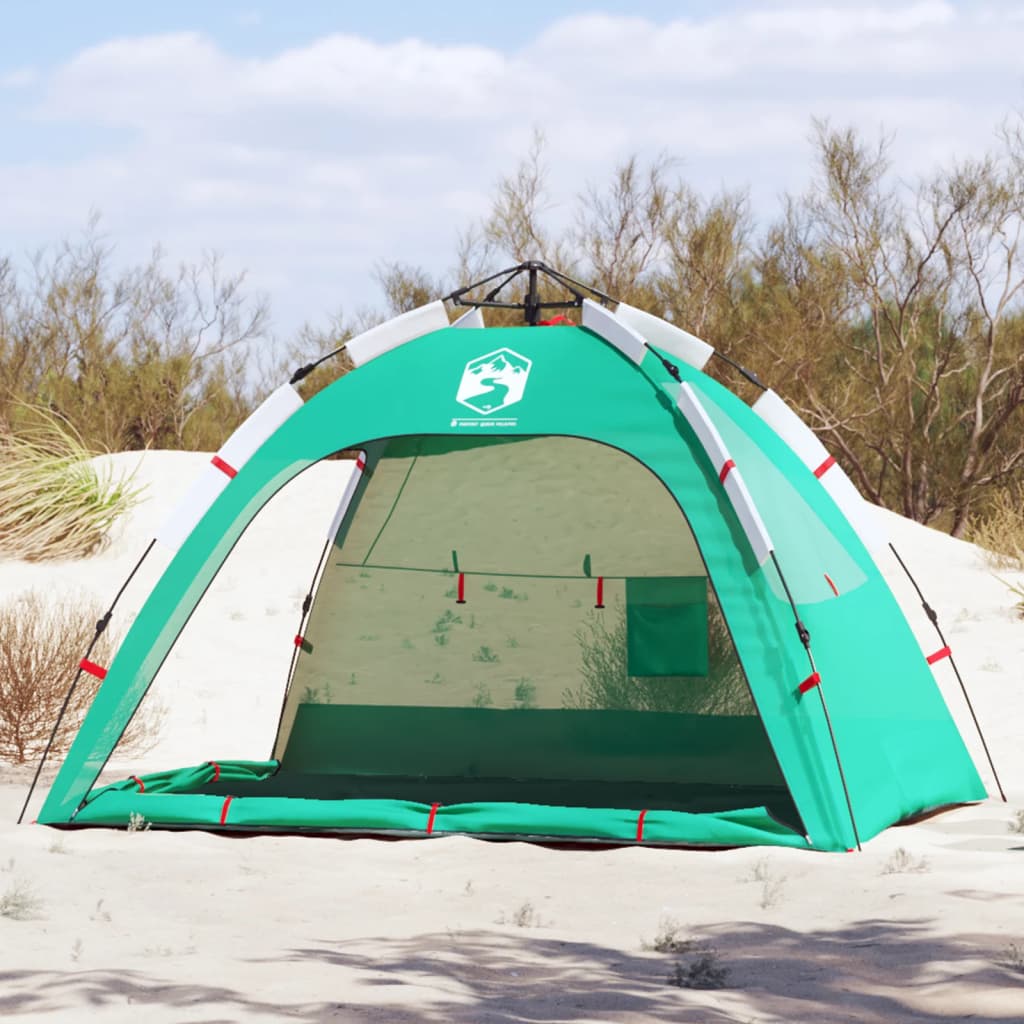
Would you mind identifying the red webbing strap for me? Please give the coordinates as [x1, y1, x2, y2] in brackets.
[539, 314, 573, 326]
[595, 577, 605, 609]
[130, 775, 145, 793]
[426, 802, 440, 834]
[219, 795, 234, 825]
[718, 459, 736, 484]
[210, 454, 238, 479]
[79, 659, 108, 680]
[293, 634, 305, 647]
[926, 646, 952, 665]
[824, 573, 839, 597]
[355, 453, 366, 471]
[798, 672, 821, 694]
[814, 454, 836, 479]
[636, 809, 648, 843]
[456, 573, 466, 604]
[210, 761, 221, 783]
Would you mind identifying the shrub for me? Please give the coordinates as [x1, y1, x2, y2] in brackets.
[0, 408, 138, 561]
[969, 489, 1024, 572]
[667, 946, 729, 989]
[998, 942, 1024, 974]
[642, 915, 694, 954]
[0, 590, 160, 764]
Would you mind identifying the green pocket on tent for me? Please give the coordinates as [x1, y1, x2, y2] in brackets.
[626, 577, 708, 677]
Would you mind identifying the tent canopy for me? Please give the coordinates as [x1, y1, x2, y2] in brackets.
[37, 315, 985, 850]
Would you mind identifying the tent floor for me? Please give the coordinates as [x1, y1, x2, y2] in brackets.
[193, 770, 802, 823]
[68, 760, 813, 849]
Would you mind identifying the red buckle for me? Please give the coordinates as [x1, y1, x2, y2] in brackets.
[426, 802, 441, 834]
[211, 454, 238, 479]
[814, 455, 836, 479]
[80, 659, 107, 680]
[636, 809, 648, 842]
[798, 672, 821, 694]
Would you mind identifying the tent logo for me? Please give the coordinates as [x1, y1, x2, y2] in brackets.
[455, 348, 532, 416]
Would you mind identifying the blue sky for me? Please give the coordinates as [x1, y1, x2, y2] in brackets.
[2, 2, 1022, 340]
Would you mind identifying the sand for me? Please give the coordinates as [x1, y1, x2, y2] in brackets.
[1, 451, 1022, 1023]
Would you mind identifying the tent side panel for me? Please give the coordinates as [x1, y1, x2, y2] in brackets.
[678, 367, 986, 840]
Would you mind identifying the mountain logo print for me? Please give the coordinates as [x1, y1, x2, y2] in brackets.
[455, 348, 532, 415]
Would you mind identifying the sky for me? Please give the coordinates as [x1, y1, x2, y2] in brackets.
[2, 1, 1023, 342]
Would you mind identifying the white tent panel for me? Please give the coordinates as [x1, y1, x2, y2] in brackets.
[581, 299, 647, 364]
[614, 302, 714, 370]
[346, 301, 450, 367]
[156, 384, 304, 552]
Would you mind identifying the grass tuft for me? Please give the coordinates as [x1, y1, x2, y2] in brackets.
[127, 811, 151, 833]
[0, 407, 139, 561]
[881, 847, 930, 875]
[0, 879, 43, 921]
[642, 916, 694, 954]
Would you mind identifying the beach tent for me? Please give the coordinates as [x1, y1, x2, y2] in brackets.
[32, 263, 993, 851]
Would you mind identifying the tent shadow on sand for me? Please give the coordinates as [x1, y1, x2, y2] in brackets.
[0, 920, 1020, 1022]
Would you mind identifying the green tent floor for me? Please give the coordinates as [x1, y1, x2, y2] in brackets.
[65, 761, 813, 849]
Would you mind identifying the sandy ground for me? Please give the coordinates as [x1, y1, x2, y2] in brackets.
[1, 451, 1022, 1023]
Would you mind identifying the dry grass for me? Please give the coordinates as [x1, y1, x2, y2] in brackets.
[996, 577, 1024, 620]
[881, 847, 930, 875]
[0, 407, 138, 561]
[642, 916, 694, 954]
[969, 490, 1024, 573]
[0, 879, 43, 921]
[0, 590, 161, 765]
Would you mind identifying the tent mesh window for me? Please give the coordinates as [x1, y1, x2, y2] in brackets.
[259, 435, 799, 824]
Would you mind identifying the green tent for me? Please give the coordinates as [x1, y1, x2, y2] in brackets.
[35, 266, 989, 851]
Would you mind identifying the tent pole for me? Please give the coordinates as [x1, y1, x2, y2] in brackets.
[17, 541, 156, 825]
[887, 542, 1006, 802]
[271, 534, 334, 750]
[769, 550, 863, 851]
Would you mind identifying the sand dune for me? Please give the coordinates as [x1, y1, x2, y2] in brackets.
[1, 450, 1022, 1022]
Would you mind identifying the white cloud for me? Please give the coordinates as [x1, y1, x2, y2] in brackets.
[3, 3, 1023, 337]
[0, 67, 38, 89]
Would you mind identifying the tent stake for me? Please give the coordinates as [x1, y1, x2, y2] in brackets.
[17, 541, 156, 825]
[888, 542, 1006, 802]
[769, 550, 863, 851]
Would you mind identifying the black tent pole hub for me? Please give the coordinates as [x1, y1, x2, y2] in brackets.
[444, 261, 616, 324]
